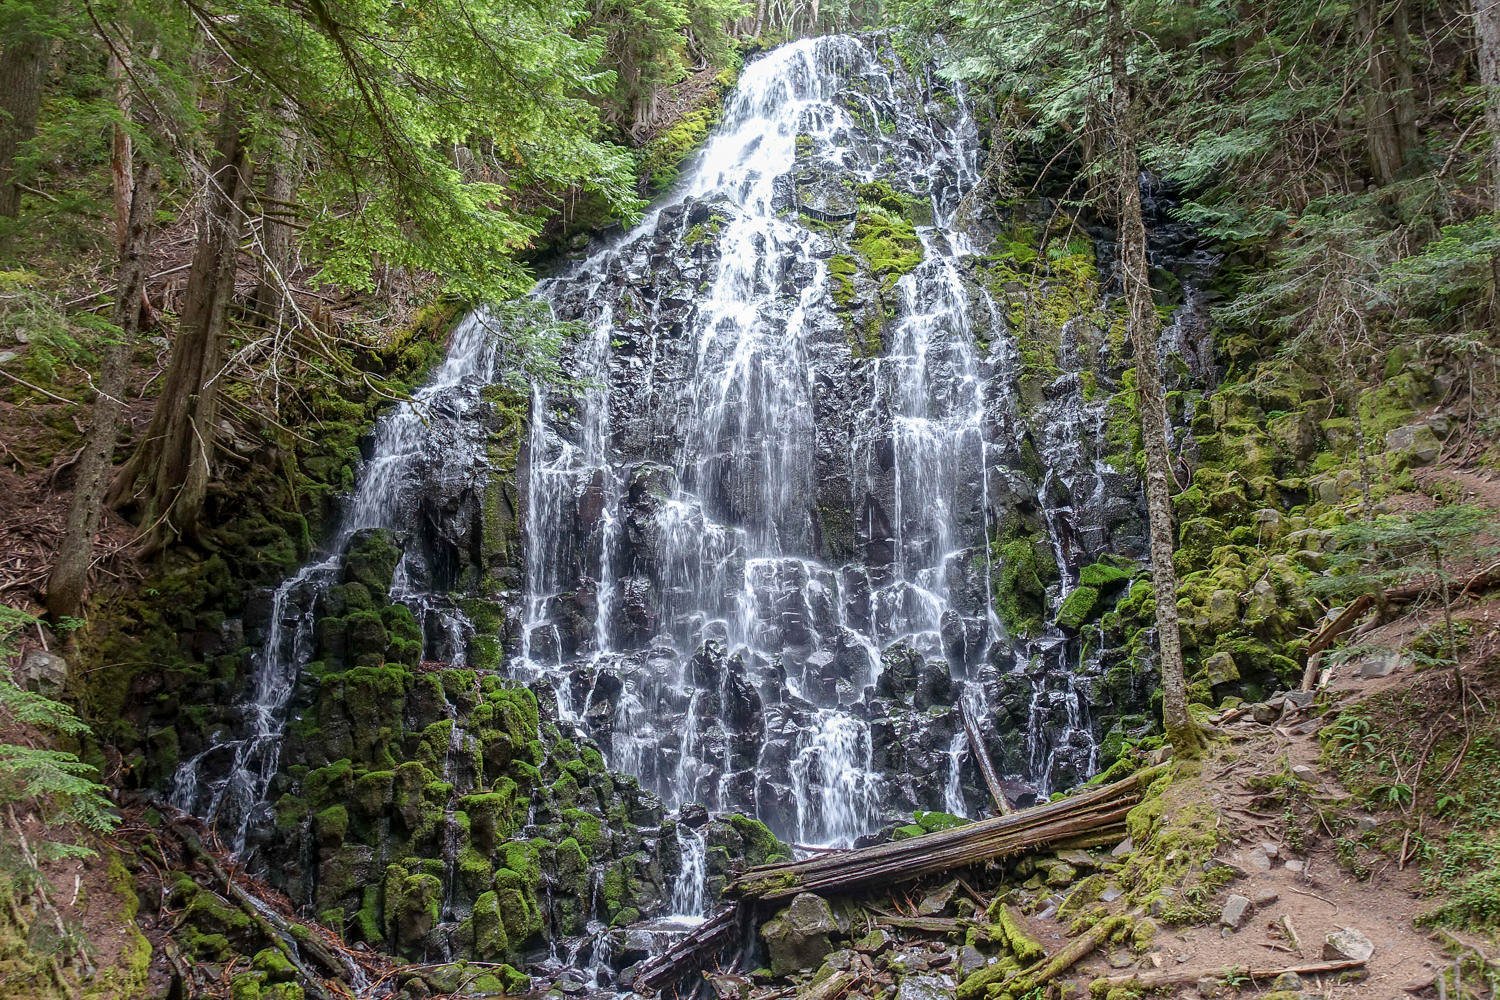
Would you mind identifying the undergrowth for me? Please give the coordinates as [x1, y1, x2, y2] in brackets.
[1321, 666, 1500, 932]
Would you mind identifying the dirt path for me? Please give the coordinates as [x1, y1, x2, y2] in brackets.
[1415, 465, 1500, 513]
[1132, 726, 1444, 998]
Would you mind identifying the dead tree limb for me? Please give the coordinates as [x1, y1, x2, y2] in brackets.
[959, 698, 1011, 815]
[167, 816, 354, 998]
[634, 905, 746, 993]
[1305, 568, 1499, 659]
[1092, 956, 1365, 991]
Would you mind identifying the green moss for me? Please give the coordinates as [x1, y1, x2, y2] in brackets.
[727, 813, 789, 864]
[1056, 585, 1101, 631]
[992, 535, 1056, 639]
[314, 804, 349, 847]
[828, 253, 859, 309]
[913, 810, 969, 833]
[1080, 560, 1134, 590]
[343, 528, 402, 594]
[991, 901, 1046, 964]
[852, 204, 922, 289]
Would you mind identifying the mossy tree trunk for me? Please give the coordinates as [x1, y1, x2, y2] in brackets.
[1360, 0, 1418, 185]
[46, 162, 161, 620]
[109, 98, 250, 552]
[0, 24, 49, 218]
[1107, 0, 1206, 759]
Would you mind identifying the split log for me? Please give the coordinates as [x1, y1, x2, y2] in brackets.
[1092, 956, 1365, 991]
[959, 698, 1012, 815]
[870, 914, 971, 934]
[634, 905, 746, 993]
[799, 969, 859, 1000]
[731, 767, 1159, 902]
[1305, 595, 1375, 658]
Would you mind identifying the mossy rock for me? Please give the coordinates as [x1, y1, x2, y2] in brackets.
[343, 528, 402, 594]
[1056, 585, 1101, 631]
[383, 867, 442, 952]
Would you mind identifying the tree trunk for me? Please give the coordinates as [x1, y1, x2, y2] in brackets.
[1362, 0, 1415, 185]
[109, 50, 134, 250]
[0, 28, 49, 218]
[1475, 0, 1500, 296]
[251, 100, 301, 331]
[109, 99, 249, 551]
[1107, 0, 1206, 759]
[46, 163, 161, 620]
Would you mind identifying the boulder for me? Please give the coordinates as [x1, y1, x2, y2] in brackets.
[896, 974, 955, 1000]
[1219, 894, 1254, 929]
[17, 650, 67, 694]
[760, 892, 839, 977]
[1384, 423, 1441, 466]
[1202, 652, 1239, 687]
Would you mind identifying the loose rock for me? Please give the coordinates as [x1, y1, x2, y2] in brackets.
[1322, 928, 1375, 963]
[1220, 894, 1254, 930]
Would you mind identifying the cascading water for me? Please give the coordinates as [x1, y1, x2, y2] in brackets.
[169, 311, 503, 854]
[669, 825, 709, 920]
[519, 32, 1137, 850]
[164, 33, 1198, 987]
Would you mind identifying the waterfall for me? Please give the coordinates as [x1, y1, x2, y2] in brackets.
[669, 825, 709, 921]
[519, 33, 1074, 849]
[169, 312, 503, 854]
[170, 34, 1170, 941]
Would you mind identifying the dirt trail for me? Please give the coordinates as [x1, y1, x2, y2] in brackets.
[1102, 726, 1445, 998]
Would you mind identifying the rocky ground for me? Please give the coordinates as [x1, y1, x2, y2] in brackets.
[695, 580, 1499, 1000]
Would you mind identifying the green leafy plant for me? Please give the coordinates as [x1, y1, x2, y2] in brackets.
[0, 606, 118, 848]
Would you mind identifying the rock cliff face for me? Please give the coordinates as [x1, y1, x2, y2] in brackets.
[157, 33, 1222, 976]
[515, 32, 1200, 857]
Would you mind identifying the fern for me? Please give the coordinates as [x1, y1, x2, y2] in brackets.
[0, 605, 120, 850]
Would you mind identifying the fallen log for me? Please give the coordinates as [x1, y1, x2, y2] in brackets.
[869, 914, 971, 934]
[1304, 567, 1498, 660]
[634, 905, 746, 993]
[730, 766, 1160, 903]
[1092, 956, 1365, 991]
[959, 698, 1012, 815]
[639, 768, 1159, 995]
[799, 969, 860, 1000]
[956, 914, 1127, 1000]
[165, 814, 358, 998]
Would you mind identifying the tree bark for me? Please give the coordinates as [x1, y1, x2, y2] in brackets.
[0, 27, 49, 218]
[46, 163, 161, 620]
[109, 50, 134, 250]
[1107, 0, 1206, 759]
[1362, 0, 1416, 185]
[1475, 0, 1500, 296]
[109, 98, 249, 551]
[251, 99, 301, 330]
